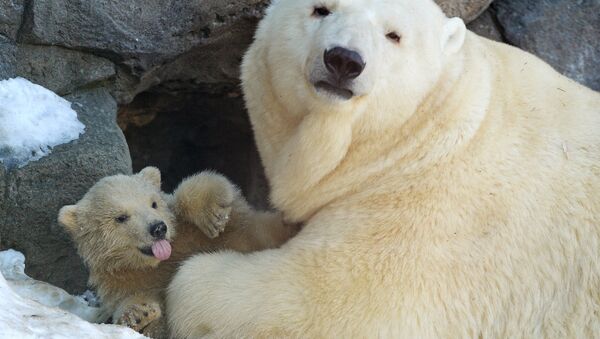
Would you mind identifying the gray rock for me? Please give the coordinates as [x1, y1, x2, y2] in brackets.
[18, 0, 268, 103]
[0, 88, 132, 293]
[0, 36, 17, 79]
[436, 0, 494, 23]
[0, 40, 115, 95]
[112, 19, 258, 103]
[15, 45, 115, 95]
[467, 7, 504, 42]
[0, 0, 23, 40]
[493, 0, 600, 91]
[19, 0, 268, 73]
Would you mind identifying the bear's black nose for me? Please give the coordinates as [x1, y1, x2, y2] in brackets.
[149, 222, 167, 239]
[324, 47, 365, 82]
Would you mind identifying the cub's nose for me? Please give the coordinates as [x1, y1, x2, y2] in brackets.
[149, 221, 167, 239]
[324, 47, 365, 82]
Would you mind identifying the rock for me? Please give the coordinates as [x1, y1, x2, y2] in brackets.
[111, 18, 259, 103]
[493, 0, 600, 91]
[19, 0, 269, 102]
[0, 0, 23, 40]
[467, 7, 504, 42]
[0, 36, 17, 79]
[15, 45, 115, 95]
[0, 88, 132, 293]
[436, 0, 494, 23]
[0, 40, 115, 96]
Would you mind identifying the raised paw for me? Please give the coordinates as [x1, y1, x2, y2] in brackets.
[174, 172, 238, 239]
[203, 202, 232, 239]
[116, 302, 161, 333]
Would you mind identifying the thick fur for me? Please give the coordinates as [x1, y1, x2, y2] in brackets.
[59, 167, 295, 338]
[167, 0, 600, 337]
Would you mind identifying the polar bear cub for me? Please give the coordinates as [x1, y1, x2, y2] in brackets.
[59, 167, 295, 337]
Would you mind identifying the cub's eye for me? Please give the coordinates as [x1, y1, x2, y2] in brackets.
[152, 201, 158, 209]
[313, 6, 331, 17]
[116, 215, 129, 223]
[386, 32, 401, 44]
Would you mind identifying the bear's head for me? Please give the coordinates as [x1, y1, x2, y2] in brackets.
[58, 167, 176, 271]
[245, 0, 466, 115]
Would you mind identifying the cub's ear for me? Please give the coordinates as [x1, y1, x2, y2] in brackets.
[441, 17, 466, 56]
[58, 205, 79, 236]
[138, 166, 161, 189]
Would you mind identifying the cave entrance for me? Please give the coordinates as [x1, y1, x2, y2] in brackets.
[118, 89, 270, 209]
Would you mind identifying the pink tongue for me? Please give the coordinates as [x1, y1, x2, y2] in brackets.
[151, 240, 172, 261]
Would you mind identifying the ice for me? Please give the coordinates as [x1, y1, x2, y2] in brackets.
[0, 249, 145, 338]
[0, 77, 85, 168]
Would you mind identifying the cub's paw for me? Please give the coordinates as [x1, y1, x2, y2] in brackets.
[174, 172, 237, 239]
[116, 302, 161, 333]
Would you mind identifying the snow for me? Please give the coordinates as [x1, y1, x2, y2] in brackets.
[0, 77, 85, 168]
[0, 250, 145, 339]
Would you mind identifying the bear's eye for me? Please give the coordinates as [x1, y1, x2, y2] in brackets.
[116, 214, 129, 223]
[312, 6, 331, 17]
[386, 32, 401, 44]
[152, 201, 158, 209]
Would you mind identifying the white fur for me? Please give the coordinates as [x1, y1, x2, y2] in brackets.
[167, 0, 600, 337]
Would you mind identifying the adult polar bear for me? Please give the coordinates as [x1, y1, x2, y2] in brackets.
[168, 0, 600, 337]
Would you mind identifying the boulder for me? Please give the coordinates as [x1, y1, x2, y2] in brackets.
[0, 40, 115, 96]
[0, 88, 132, 293]
[467, 7, 505, 42]
[0, 0, 23, 40]
[15, 45, 115, 96]
[0, 36, 17, 79]
[435, 0, 494, 23]
[493, 0, 600, 91]
[18, 0, 269, 103]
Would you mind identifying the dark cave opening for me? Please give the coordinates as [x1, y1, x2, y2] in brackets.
[118, 90, 270, 210]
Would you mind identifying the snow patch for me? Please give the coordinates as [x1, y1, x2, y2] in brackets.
[0, 249, 145, 338]
[0, 77, 85, 168]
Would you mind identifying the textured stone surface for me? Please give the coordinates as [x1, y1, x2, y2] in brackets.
[436, 0, 494, 22]
[0, 0, 23, 40]
[0, 36, 17, 79]
[18, 0, 269, 102]
[0, 88, 132, 293]
[494, 0, 600, 91]
[467, 7, 504, 42]
[15, 45, 115, 95]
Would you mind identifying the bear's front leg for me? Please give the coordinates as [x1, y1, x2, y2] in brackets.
[114, 294, 162, 333]
[167, 249, 303, 338]
[172, 172, 237, 238]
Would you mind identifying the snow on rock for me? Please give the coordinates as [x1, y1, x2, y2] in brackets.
[0, 77, 85, 168]
[0, 250, 145, 338]
[0, 250, 108, 323]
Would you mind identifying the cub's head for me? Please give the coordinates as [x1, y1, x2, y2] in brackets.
[58, 167, 175, 271]
[244, 0, 466, 113]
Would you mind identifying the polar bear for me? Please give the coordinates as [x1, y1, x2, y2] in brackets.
[59, 168, 295, 337]
[167, 0, 600, 337]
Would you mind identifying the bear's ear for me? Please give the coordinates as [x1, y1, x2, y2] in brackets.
[58, 205, 79, 236]
[138, 166, 161, 189]
[441, 17, 466, 56]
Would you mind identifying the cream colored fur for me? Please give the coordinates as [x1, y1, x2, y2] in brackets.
[59, 168, 295, 338]
[167, 0, 600, 337]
